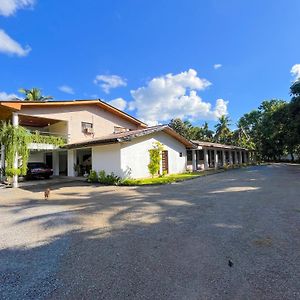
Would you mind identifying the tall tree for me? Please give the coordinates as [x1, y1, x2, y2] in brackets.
[19, 88, 53, 101]
[214, 115, 232, 144]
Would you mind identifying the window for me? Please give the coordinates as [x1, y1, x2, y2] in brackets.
[179, 152, 183, 157]
[82, 122, 93, 134]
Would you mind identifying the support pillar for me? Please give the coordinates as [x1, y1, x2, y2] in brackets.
[12, 112, 19, 188]
[239, 151, 243, 164]
[235, 151, 239, 165]
[52, 151, 59, 176]
[243, 151, 247, 164]
[222, 150, 226, 166]
[204, 148, 209, 169]
[229, 151, 233, 165]
[0, 145, 4, 181]
[67, 149, 75, 177]
[192, 149, 197, 171]
[214, 149, 218, 169]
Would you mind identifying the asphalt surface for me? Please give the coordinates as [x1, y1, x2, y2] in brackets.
[0, 164, 299, 299]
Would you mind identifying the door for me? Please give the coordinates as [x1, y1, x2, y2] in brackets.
[162, 150, 169, 174]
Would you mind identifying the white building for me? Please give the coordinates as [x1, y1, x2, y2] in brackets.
[0, 100, 194, 186]
[0, 99, 252, 187]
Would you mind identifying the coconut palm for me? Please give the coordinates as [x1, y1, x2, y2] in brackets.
[19, 88, 53, 101]
[214, 115, 231, 144]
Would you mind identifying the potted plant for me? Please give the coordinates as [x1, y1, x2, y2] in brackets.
[73, 164, 80, 176]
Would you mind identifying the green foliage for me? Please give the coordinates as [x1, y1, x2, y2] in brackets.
[29, 131, 66, 146]
[87, 169, 122, 185]
[87, 170, 98, 183]
[0, 122, 30, 176]
[148, 142, 164, 177]
[5, 168, 21, 177]
[121, 172, 203, 185]
[98, 170, 122, 185]
[19, 88, 53, 101]
[169, 118, 213, 141]
[214, 115, 232, 144]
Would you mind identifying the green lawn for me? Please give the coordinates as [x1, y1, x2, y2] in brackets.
[121, 170, 223, 186]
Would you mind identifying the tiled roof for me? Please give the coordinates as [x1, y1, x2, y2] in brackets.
[191, 140, 249, 151]
[0, 99, 147, 128]
[65, 125, 195, 149]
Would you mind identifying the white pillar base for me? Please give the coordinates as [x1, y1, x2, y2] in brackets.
[192, 150, 197, 171]
[53, 151, 59, 176]
[214, 149, 218, 169]
[67, 149, 76, 177]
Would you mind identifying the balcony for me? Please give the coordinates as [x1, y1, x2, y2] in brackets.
[27, 130, 69, 150]
[18, 114, 69, 150]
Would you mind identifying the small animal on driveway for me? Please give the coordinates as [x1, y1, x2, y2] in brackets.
[44, 188, 50, 200]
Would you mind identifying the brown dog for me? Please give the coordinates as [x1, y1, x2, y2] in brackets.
[44, 188, 50, 200]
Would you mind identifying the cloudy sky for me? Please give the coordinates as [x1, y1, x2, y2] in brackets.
[0, 0, 299, 126]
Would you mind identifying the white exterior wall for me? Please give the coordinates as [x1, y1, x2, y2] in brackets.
[92, 144, 123, 176]
[120, 132, 187, 179]
[20, 105, 141, 143]
[28, 151, 45, 163]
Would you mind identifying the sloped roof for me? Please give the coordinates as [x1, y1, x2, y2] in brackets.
[65, 125, 195, 149]
[192, 140, 248, 151]
[0, 99, 147, 128]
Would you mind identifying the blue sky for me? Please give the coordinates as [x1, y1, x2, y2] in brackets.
[1, 0, 300, 127]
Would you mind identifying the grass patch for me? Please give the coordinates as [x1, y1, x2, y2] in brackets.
[121, 170, 223, 186]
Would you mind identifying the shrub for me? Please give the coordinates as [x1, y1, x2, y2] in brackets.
[98, 170, 122, 185]
[87, 170, 98, 183]
[148, 142, 164, 177]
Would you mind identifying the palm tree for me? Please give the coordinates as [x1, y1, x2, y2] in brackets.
[202, 122, 214, 141]
[214, 115, 231, 143]
[19, 88, 53, 101]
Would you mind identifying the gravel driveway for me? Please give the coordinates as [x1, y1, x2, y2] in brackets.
[0, 164, 300, 299]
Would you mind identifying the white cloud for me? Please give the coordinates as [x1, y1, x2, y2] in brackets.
[94, 74, 127, 94]
[128, 69, 228, 125]
[291, 64, 300, 81]
[58, 85, 74, 95]
[0, 0, 35, 16]
[0, 91, 19, 100]
[213, 64, 222, 69]
[108, 97, 127, 111]
[0, 29, 31, 56]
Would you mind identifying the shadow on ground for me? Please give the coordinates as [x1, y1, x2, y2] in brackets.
[1, 164, 300, 299]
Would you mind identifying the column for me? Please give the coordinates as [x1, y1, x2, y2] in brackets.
[52, 151, 59, 176]
[229, 151, 233, 165]
[235, 151, 239, 165]
[0, 145, 4, 181]
[222, 150, 226, 166]
[67, 149, 75, 176]
[12, 113, 19, 188]
[214, 149, 218, 169]
[204, 148, 209, 169]
[192, 149, 197, 171]
[240, 151, 243, 164]
[12, 112, 19, 127]
[243, 151, 247, 164]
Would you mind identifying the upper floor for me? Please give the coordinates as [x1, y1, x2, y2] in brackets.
[0, 99, 147, 144]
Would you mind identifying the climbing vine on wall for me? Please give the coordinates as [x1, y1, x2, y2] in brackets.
[148, 142, 164, 177]
[0, 122, 30, 176]
[30, 131, 66, 147]
[0, 123, 66, 177]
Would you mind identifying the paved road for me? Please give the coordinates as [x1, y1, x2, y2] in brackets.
[0, 164, 299, 299]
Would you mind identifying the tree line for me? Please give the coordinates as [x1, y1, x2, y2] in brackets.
[169, 82, 300, 161]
